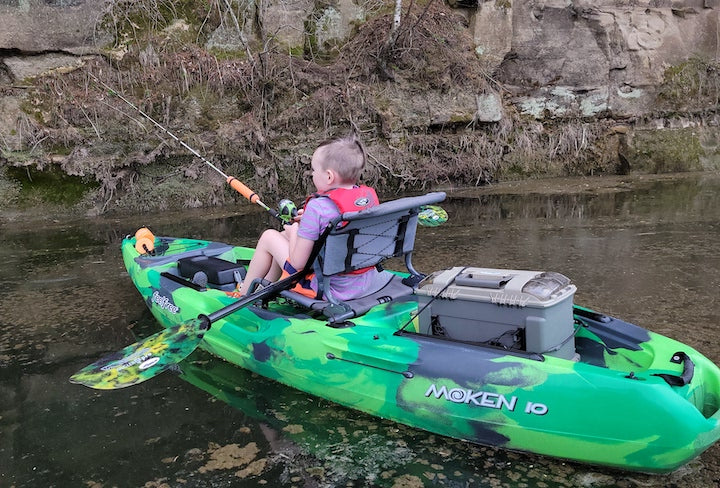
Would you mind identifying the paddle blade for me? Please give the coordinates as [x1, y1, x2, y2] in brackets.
[418, 205, 448, 227]
[70, 318, 208, 390]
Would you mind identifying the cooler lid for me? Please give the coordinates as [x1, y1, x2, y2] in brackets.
[415, 266, 576, 308]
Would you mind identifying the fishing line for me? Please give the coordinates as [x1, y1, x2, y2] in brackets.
[86, 71, 444, 229]
[89, 72, 228, 178]
[395, 266, 468, 334]
[86, 71, 282, 221]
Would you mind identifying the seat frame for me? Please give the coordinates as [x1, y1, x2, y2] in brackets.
[279, 191, 446, 323]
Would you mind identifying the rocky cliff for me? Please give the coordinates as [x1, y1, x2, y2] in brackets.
[491, 0, 720, 118]
[1, 0, 719, 213]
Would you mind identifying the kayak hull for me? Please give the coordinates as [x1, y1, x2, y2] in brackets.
[122, 235, 720, 473]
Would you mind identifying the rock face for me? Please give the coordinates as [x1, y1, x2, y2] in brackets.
[2, 0, 720, 213]
[0, 0, 110, 87]
[0, 0, 111, 54]
[489, 0, 720, 118]
[3, 0, 717, 117]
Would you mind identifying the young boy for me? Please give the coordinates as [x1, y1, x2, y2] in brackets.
[238, 133, 386, 300]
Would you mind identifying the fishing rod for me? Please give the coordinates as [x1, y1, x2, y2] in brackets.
[86, 72, 446, 228]
[86, 71, 293, 223]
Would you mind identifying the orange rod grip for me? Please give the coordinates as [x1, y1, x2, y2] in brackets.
[227, 176, 258, 203]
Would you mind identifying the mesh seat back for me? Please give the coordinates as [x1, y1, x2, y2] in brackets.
[318, 192, 445, 277]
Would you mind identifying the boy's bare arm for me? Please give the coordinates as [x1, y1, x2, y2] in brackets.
[287, 225, 315, 270]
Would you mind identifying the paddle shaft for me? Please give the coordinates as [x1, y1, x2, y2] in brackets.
[205, 269, 302, 323]
[87, 72, 280, 220]
[203, 225, 330, 325]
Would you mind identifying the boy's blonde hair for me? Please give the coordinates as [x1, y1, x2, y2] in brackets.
[315, 132, 367, 184]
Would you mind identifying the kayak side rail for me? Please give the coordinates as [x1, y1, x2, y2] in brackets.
[573, 305, 649, 351]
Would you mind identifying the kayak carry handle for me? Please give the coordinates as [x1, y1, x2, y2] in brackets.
[653, 351, 695, 387]
[134, 227, 156, 254]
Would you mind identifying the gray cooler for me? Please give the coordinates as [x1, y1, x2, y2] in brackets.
[415, 267, 577, 359]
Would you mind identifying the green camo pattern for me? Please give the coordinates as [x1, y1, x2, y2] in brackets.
[120, 235, 720, 473]
[70, 318, 207, 389]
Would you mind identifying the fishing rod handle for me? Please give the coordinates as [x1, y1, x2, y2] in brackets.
[226, 176, 282, 221]
[226, 176, 259, 203]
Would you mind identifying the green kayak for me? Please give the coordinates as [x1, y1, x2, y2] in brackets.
[76, 193, 720, 473]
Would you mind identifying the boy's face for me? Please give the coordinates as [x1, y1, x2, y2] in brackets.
[311, 148, 335, 192]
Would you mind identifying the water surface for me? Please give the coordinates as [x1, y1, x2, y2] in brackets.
[2, 173, 719, 487]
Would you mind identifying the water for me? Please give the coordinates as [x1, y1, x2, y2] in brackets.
[2, 173, 719, 487]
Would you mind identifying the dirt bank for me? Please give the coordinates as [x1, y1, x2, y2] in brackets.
[2, 1, 720, 215]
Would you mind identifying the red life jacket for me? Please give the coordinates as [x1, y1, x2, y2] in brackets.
[303, 185, 379, 214]
[272, 186, 380, 301]
[305, 185, 379, 276]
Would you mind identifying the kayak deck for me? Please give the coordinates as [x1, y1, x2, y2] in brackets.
[122, 235, 720, 473]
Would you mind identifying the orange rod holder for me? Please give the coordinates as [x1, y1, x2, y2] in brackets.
[88, 72, 280, 221]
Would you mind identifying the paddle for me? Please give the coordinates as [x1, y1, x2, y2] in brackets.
[418, 204, 447, 227]
[69, 228, 329, 390]
[69, 317, 209, 389]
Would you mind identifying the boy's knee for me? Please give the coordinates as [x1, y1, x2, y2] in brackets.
[258, 229, 281, 244]
[257, 229, 288, 256]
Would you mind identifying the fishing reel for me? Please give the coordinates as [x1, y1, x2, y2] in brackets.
[277, 199, 298, 225]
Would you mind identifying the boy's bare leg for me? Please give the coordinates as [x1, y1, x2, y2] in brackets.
[238, 229, 289, 295]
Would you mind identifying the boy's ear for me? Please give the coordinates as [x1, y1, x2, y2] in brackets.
[325, 168, 337, 184]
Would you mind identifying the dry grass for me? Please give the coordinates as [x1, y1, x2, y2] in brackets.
[5, 0, 630, 212]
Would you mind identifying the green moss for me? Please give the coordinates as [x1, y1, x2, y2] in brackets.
[448, 113, 475, 124]
[658, 57, 720, 111]
[19, 98, 47, 124]
[304, 18, 319, 59]
[111, 160, 224, 212]
[627, 129, 704, 174]
[498, 154, 551, 180]
[208, 47, 248, 61]
[104, 0, 212, 47]
[1, 149, 34, 165]
[6, 166, 98, 206]
[287, 45, 305, 57]
[48, 144, 74, 156]
[0, 167, 21, 207]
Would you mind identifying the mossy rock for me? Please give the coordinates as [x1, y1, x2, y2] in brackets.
[626, 128, 705, 174]
[111, 160, 226, 212]
[0, 168, 21, 207]
[657, 57, 720, 112]
[5, 165, 98, 206]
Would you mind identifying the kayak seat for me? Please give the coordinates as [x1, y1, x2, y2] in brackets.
[280, 191, 447, 323]
[281, 272, 413, 322]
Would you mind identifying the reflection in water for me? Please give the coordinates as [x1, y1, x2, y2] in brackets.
[178, 349, 519, 487]
[1, 173, 719, 487]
